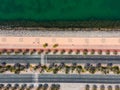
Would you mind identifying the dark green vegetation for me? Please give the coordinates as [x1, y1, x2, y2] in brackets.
[0, 62, 120, 75]
[0, 83, 60, 90]
[0, 0, 120, 28]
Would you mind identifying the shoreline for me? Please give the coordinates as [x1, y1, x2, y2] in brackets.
[0, 20, 120, 30]
[1, 27, 120, 31]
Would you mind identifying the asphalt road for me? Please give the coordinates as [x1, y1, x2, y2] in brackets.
[0, 74, 33, 83]
[0, 55, 120, 64]
[47, 55, 120, 64]
[0, 55, 41, 63]
[0, 74, 120, 83]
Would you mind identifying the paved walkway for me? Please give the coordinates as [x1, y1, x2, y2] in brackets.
[0, 37, 120, 50]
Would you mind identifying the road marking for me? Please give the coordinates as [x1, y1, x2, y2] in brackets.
[34, 73, 38, 87]
[45, 55, 47, 64]
[41, 54, 44, 65]
[35, 73, 38, 82]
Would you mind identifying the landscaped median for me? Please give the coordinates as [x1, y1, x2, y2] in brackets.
[0, 63, 120, 75]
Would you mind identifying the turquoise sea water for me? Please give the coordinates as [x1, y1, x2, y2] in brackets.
[0, 0, 120, 21]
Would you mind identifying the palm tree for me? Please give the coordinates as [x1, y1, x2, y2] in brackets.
[5, 84, 12, 90]
[14, 63, 23, 74]
[53, 67, 59, 74]
[9, 65, 15, 72]
[100, 85, 105, 90]
[101, 66, 109, 74]
[53, 49, 58, 54]
[96, 63, 101, 70]
[27, 84, 34, 90]
[50, 84, 60, 90]
[72, 63, 77, 66]
[112, 66, 120, 74]
[15, 70, 20, 74]
[0, 62, 7, 73]
[71, 63, 77, 73]
[65, 65, 70, 74]
[25, 63, 30, 69]
[43, 84, 48, 90]
[61, 49, 65, 54]
[68, 49, 73, 54]
[56, 84, 60, 90]
[113, 50, 117, 55]
[89, 66, 96, 74]
[47, 66, 52, 72]
[84, 63, 91, 71]
[0, 84, 4, 89]
[76, 65, 82, 74]
[40, 68, 45, 73]
[108, 85, 112, 90]
[42, 65, 47, 71]
[58, 62, 65, 70]
[92, 85, 97, 90]
[107, 63, 113, 70]
[1, 62, 6, 66]
[15, 49, 21, 55]
[115, 85, 119, 90]
[20, 65, 25, 70]
[98, 50, 102, 55]
[30, 49, 35, 55]
[23, 49, 29, 55]
[34, 65, 39, 71]
[45, 49, 51, 54]
[0, 65, 6, 73]
[10, 49, 14, 53]
[12, 84, 19, 90]
[37, 84, 42, 90]
[75, 50, 80, 54]
[6, 64, 12, 71]
[20, 84, 27, 90]
[2, 49, 7, 54]
[51, 84, 56, 90]
[33, 63, 41, 71]
[91, 49, 95, 55]
[38, 49, 43, 55]
[83, 49, 88, 55]
[0, 51, 2, 55]
[85, 85, 90, 90]
[106, 50, 110, 55]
